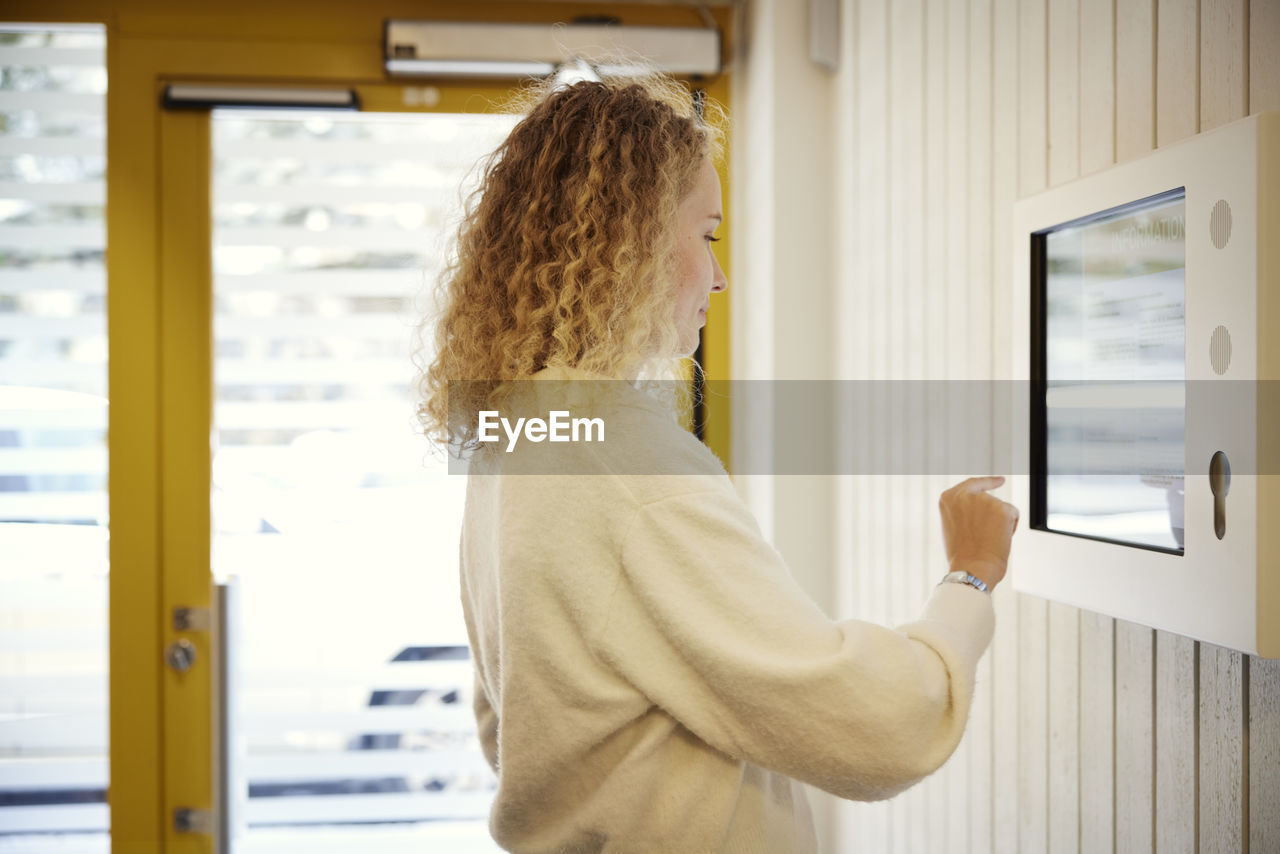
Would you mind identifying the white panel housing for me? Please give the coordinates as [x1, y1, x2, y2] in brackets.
[1010, 111, 1280, 657]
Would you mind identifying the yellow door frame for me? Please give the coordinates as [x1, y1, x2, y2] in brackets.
[5, 4, 731, 851]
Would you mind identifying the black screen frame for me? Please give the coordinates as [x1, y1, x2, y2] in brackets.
[1028, 186, 1187, 555]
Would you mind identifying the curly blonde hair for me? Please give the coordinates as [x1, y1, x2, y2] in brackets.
[417, 73, 723, 449]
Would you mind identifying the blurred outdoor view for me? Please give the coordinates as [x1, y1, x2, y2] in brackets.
[211, 107, 514, 852]
[0, 23, 111, 851]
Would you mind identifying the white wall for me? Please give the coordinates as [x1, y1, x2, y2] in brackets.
[730, 0, 841, 843]
[730, 0, 838, 607]
[732, 0, 1280, 850]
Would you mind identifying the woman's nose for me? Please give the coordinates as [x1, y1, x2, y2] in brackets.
[711, 254, 727, 292]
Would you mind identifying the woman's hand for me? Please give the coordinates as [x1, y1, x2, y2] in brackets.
[938, 476, 1019, 591]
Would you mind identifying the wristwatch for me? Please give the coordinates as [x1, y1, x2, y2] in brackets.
[938, 570, 989, 594]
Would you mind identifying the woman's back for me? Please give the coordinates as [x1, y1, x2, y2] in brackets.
[460, 371, 821, 852]
[458, 369, 995, 852]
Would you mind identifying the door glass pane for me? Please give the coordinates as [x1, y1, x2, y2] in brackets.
[0, 23, 109, 851]
[212, 108, 515, 853]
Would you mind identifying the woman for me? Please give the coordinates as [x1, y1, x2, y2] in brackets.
[420, 74, 1017, 853]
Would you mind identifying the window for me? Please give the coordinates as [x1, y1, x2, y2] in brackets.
[0, 22, 109, 848]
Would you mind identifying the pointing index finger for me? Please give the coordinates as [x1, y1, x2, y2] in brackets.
[960, 475, 1006, 493]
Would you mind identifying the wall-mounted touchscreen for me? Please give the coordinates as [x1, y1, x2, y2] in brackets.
[1012, 111, 1278, 656]
[1038, 189, 1186, 553]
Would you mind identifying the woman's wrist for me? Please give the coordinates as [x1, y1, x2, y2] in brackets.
[938, 570, 991, 594]
[943, 560, 1004, 592]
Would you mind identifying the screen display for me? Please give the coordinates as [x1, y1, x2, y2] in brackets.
[1040, 189, 1186, 553]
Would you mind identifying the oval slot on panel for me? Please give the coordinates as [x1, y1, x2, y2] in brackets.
[1208, 450, 1231, 540]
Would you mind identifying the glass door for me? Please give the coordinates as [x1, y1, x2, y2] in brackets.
[0, 24, 109, 852]
[209, 106, 515, 853]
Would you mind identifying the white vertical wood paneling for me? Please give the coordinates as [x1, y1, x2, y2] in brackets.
[1047, 603, 1080, 854]
[1079, 611, 1115, 853]
[946, 0, 971, 374]
[855, 0, 893, 846]
[910, 1, 942, 845]
[924, 0, 948, 480]
[967, 0, 993, 452]
[832, 0, 1279, 850]
[1252, 658, 1280, 853]
[990, 584, 1020, 854]
[1017, 593, 1049, 854]
[991, 0, 1021, 850]
[1016, 0, 1049, 850]
[1076, 5, 1117, 849]
[1200, 0, 1248, 130]
[1116, 622, 1154, 853]
[923, 0, 951, 841]
[1047, 0, 1080, 185]
[1252, 0, 1280, 112]
[966, 0, 996, 514]
[1200, 646, 1244, 854]
[1079, 0, 1115, 175]
[944, 0, 971, 498]
[857, 0, 889, 614]
[837, 0, 873, 845]
[830, 0, 860, 840]
[888, 0, 927, 845]
[1156, 0, 1199, 144]
[966, 0, 994, 850]
[836, 0, 861, 586]
[944, 1, 972, 850]
[1111, 5, 1159, 850]
[832, 0, 859, 597]
[863, 0, 891, 753]
[897, 0, 927, 692]
[1018, 0, 1048, 196]
[920, 9, 950, 839]
[1045, 3, 1081, 850]
[1155, 632, 1196, 851]
[1116, 0, 1155, 160]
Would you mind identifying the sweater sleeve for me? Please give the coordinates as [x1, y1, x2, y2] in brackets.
[472, 670, 500, 775]
[594, 486, 995, 802]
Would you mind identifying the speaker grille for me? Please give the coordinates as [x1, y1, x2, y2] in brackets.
[1210, 199, 1232, 249]
[1210, 324, 1232, 375]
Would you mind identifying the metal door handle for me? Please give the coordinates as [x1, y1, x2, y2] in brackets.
[166, 638, 197, 673]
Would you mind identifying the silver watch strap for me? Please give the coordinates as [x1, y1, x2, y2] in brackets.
[939, 570, 989, 594]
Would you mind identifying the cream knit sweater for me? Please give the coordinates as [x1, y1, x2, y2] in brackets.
[459, 370, 995, 853]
